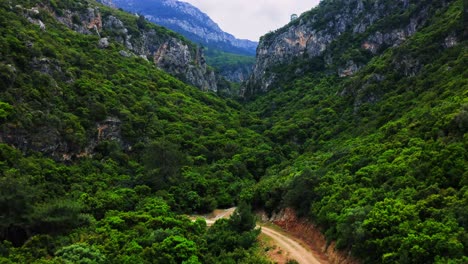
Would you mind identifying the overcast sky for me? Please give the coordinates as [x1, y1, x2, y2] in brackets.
[183, 0, 320, 41]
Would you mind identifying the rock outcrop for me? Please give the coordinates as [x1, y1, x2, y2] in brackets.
[98, 0, 257, 56]
[41, 4, 218, 92]
[4, 1, 221, 160]
[101, 14, 218, 91]
[243, 0, 454, 96]
[220, 66, 252, 83]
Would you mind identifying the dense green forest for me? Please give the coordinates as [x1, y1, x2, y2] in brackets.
[0, 0, 271, 263]
[0, 0, 467, 263]
[246, 0, 467, 263]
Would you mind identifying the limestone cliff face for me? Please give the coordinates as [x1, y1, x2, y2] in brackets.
[243, 0, 454, 97]
[98, 0, 257, 55]
[9, 2, 219, 160]
[220, 65, 252, 83]
[53, 5, 218, 92]
[97, 0, 257, 84]
[153, 38, 217, 92]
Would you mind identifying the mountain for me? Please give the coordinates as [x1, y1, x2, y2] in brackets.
[243, 0, 461, 96]
[97, 0, 257, 83]
[98, 0, 258, 56]
[1, 0, 466, 263]
[0, 0, 271, 262]
[37, 0, 219, 92]
[244, 0, 467, 263]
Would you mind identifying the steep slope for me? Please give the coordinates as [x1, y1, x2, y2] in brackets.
[244, 0, 457, 96]
[46, 0, 218, 91]
[1, 0, 466, 263]
[99, 0, 257, 56]
[97, 0, 257, 83]
[0, 0, 273, 262]
[205, 48, 255, 84]
[247, 0, 467, 263]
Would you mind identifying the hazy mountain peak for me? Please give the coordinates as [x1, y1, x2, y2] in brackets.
[100, 0, 258, 55]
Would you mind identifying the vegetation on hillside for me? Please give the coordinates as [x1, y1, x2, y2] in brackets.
[204, 48, 255, 73]
[0, 0, 466, 263]
[205, 48, 255, 94]
[0, 0, 271, 262]
[247, 1, 467, 263]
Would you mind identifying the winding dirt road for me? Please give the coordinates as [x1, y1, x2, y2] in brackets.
[260, 225, 325, 264]
[193, 208, 326, 263]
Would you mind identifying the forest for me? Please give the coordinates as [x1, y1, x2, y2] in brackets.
[0, 0, 467, 263]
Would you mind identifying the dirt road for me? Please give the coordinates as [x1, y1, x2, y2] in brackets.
[193, 208, 326, 263]
[260, 225, 325, 264]
[201, 207, 236, 226]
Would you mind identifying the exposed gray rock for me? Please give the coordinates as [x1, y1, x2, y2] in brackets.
[28, 7, 40, 15]
[26, 16, 46, 31]
[393, 55, 422, 77]
[1, 123, 70, 161]
[97, 117, 122, 143]
[444, 34, 458, 48]
[49, 7, 218, 92]
[220, 66, 253, 83]
[103, 15, 126, 34]
[153, 38, 217, 91]
[100, 15, 217, 91]
[38, 20, 46, 30]
[98, 0, 257, 55]
[98, 37, 109, 49]
[243, 0, 452, 97]
[31, 57, 62, 76]
[339, 61, 360, 77]
[119, 50, 131, 57]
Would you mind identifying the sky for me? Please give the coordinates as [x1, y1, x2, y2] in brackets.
[183, 0, 321, 41]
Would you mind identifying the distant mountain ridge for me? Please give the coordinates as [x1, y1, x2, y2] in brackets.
[98, 0, 258, 56]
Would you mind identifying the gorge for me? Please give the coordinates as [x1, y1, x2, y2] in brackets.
[0, 0, 466, 263]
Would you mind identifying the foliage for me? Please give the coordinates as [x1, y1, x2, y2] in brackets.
[0, 0, 269, 263]
[247, 0, 467, 263]
[0, 0, 466, 263]
[204, 48, 255, 75]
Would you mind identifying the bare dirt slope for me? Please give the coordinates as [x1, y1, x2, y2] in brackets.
[260, 225, 327, 264]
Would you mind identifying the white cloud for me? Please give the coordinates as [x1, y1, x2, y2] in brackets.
[183, 0, 320, 41]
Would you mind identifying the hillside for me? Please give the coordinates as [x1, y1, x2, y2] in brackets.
[244, 0, 461, 96]
[0, 0, 272, 263]
[97, 0, 257, 83]
[246, 0, 467, 263]
[0, 0, 467, 263]
[102, 0, 257, 56]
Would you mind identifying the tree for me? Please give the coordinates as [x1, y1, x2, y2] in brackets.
[30, 199, 89, 235]
[229, 202, 256, 233]
[141, 140, 187, 189]
[143, 235, 200, 264]
[137, 15, 147, 30]
[55, 243, 106, 264]
[0, 101, 12, 119]
[0, 175, 35, 245]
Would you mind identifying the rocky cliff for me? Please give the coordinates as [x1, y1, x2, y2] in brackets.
[219, 65, 252, 83]
[243, 0, 455, 96]
[3, 1, 221, 159]
[50, 3, 218, 91]
[98, 0, 258, 56]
